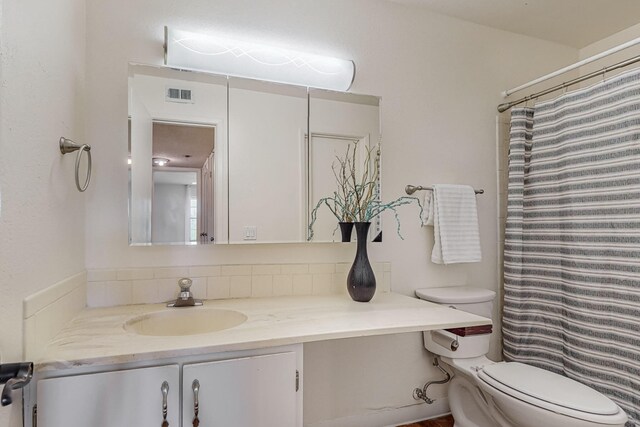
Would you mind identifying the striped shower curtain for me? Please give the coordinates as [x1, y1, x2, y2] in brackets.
[502, 68, 640, 426]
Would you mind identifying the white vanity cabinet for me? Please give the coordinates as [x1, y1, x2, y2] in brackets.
[36, 364, 180, 427]
[29, 345, 303, 427]
[182, 352, 299, 426]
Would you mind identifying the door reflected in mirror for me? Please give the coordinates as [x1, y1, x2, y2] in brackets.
[307, 89, 381, 242]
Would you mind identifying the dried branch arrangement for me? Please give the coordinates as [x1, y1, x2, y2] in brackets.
[308, 141, 423, 240]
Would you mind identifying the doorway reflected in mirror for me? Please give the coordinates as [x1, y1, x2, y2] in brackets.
[150, 122, 214, 244]
[128, 64, 227, 245]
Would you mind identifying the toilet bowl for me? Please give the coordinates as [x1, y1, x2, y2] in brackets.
[416, 286, 628, 427]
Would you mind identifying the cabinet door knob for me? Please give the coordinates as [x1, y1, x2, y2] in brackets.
[161, 381, 170, 427]
[192, 379, 200, 427]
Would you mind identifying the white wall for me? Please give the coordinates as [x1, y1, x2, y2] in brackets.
[578, 22, 640, 75]
[81, 1, 579, 425]
[84, 0, 577, 267]
[0, 0, 86, 425]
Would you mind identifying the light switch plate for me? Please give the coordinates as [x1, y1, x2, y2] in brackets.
[243, 226, 257, 240]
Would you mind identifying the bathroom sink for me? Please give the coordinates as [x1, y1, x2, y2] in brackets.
[125, 308, 248, 336]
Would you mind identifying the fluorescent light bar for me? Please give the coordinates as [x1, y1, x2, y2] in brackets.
[164, 27, 355, 91]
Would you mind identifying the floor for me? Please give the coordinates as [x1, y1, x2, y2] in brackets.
[398, 415, 454, 427]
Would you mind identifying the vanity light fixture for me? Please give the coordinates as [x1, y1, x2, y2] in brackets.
[163, 27, 356, 91]
[152, 157, 170, 167]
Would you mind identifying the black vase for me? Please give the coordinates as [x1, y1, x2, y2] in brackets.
[347, 222, 376, 302]
[338, 222, 354, 242]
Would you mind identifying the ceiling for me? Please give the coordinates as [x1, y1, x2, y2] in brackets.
[392, 0, 640, 48]
[152, 122, 215, 169]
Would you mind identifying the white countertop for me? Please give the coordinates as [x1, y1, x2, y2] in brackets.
[38, 293, 490, 371]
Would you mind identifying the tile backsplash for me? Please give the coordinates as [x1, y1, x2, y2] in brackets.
[87, 262, 392, 308]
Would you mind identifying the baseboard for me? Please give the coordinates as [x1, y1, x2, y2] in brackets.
[304, 398, 450, 427]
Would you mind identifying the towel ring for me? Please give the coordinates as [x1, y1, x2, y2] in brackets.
[59, 137, 92, 192]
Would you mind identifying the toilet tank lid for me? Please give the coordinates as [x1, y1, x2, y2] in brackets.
[415, 286, 495, 304]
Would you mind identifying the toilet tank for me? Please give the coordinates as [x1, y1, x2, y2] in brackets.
[416, 286, 496, 317]
[416, 286, 496, 358]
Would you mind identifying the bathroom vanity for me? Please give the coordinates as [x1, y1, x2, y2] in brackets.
[33, 346, 302, 427]
[23, 293, 490, 427]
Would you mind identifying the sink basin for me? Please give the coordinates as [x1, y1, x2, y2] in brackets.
[125, 308, 248, 336]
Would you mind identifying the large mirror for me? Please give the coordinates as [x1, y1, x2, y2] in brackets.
[228, 78, 308, 243]
[128, 65, 228, 245]
[307, 89, 381, 243]
[128, 64, 381, 245]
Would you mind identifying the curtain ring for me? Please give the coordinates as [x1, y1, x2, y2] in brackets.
[75, 144, 92, 192]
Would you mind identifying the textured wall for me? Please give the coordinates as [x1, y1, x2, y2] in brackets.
[0, 1, 581, 425]
[0, 0, 86, 425]
[578, 22, 640, 76]
[82, 1, 577, 424]
[83, 1, 578, 278]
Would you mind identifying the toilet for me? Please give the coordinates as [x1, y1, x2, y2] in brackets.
[416, 286, 628, 427]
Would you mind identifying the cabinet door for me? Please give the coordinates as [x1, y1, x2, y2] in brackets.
[183, 352, 298, 427]
[37, 364, 179, 427]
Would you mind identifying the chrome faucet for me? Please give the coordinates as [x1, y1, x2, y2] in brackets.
[167, 278, 203, 307]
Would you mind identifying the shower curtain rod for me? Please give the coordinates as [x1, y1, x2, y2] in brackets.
[501, 35, 640, 98]
[497, 53, 640, 113]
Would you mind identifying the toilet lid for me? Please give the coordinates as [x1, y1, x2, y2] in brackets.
[478, 362, 620, 416]
[415, 286, 495, 304]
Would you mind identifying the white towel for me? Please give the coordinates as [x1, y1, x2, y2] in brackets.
[424, 184, 482, 264]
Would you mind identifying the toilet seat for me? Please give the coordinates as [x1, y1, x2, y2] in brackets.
[477, 362, 624, 423]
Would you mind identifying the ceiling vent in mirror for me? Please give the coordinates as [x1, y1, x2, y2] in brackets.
[166, 87, 193, 103]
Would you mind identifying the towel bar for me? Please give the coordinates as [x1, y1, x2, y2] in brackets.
[405, 185, 484, 195]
